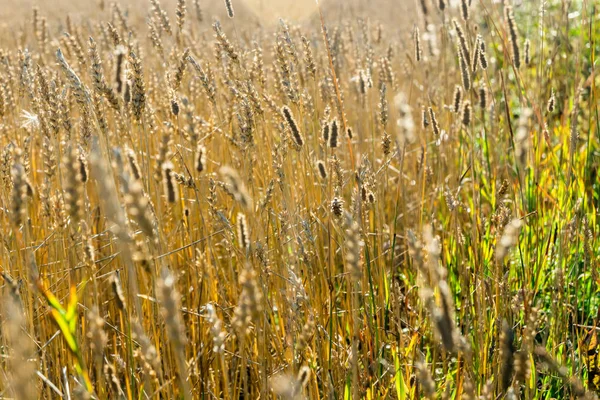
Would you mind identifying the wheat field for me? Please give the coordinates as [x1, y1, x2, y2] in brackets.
[0, 0, 598, 399]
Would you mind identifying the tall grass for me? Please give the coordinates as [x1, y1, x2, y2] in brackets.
[0, 0, 598, 398]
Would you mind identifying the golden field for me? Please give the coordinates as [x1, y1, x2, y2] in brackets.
[0, 0, 598, 399]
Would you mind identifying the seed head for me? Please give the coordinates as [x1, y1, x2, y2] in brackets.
[282, 105, 303, 147]
[224, 0, 234, 18]
[162, 161, 178, 203]
[237, 213, 249, 251]
[505, 5, 521, 68]
[414, 27, 422, 62]
[428, 107, 440, 136]
[330, 196, 344, 218]
[321, 120, 330, 142]
[478, 36, 488, 70]
[316, 160, 327, 179]
[452, 85, 462, 113]
[328, 119, 339, 148]
[195, 144, 207, 172]
[461, 100, 471, 126]
[478, 86, 488, 110]
[547, 89, 555, 113]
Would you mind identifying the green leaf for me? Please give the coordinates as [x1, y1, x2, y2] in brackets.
[394, 348, 406, 400]
[51, 309, 78, 353]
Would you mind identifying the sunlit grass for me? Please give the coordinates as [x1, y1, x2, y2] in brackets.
[0, 0, 598, 399]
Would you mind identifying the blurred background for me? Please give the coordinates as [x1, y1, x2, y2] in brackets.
[0, 0, 417, 32]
